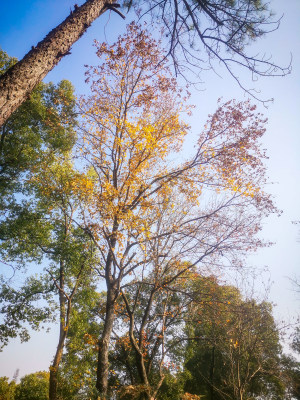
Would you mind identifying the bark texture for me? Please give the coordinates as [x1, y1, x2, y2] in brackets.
[49, 322, 68, 400]
[96, 282, 118, 397]
[0, 0, 118, 126]
[49, 261, 70, 400]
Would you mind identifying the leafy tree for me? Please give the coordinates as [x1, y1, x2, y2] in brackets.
[282, 326, 300, 399]
[24, 156, 99, 399]
[0, 276, 55, 349]
[99, 274, 286, 400]
[117, 275, 286, 400]
[0, 49, 76, 214]
[0, 51, 88, 400]
[68, 23, 277, 397]
[0, 49, 78, 346]
[0, 157, 99, 400]
[280, 354, 300, 400]
[183, 280, 286, 400]
[14, 371, 49, 400]
[0, 376, 16, 400]
[109, 274, 234, 399]
[74, 22, 192, 396]
[115, 276, 192, 399]
[0, 0, 290, 125]
[57, 289, 105, 400]
[0, 51, 78, 354]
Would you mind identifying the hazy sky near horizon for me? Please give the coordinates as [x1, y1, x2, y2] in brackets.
[0, 0, 299, 380]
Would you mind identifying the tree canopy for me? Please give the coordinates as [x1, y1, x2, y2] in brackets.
[0, 0, 291, 125]
[0, 13, 296, 400]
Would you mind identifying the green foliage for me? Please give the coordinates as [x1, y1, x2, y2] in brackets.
[182, 277, 286, 399]
[0, 50, 78, 274]
[101, 273, 287, 399]
[0, 50, 80, 351]
[57, 288, 104, 399]
[0, 49, 77, 212]
[0, 275, 55, 349]
[14, 371, 49, 400]
[0, 277, 294, 400]
[157, 373, 185, 400]
[292, 326, 300, 354]
[0, 376, 16, 400]
[0, 49, 17, 74]
[281, 353, 300, 399]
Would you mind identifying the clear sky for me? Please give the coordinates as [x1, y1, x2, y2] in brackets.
[0, 0, 299, 380]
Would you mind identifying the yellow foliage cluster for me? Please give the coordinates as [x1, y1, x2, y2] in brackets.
[181, 393, 203, 400]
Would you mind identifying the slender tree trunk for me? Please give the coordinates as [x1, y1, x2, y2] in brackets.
[49, 329, 68, 400]
[96, 282, 118, 398]
[0, 0, 120, 126]
[49, 261, 69, 400]
[136, 353, 151, 400]
[209, 345, 215, 400]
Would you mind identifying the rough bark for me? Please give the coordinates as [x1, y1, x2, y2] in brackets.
[0, 0, 119, 127]
[49, 261, 70, 400]
[49, 328, 68, 400]
[96, 282, 118, 397]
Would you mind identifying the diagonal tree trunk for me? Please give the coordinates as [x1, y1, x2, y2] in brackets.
[0, 0, 122, 127]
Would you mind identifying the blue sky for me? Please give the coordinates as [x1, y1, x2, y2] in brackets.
[0, 0, 300, 379]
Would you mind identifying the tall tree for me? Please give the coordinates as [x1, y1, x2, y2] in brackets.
[183, 283, 285, 400]
[71, 24, 277, 397]
[56, 287, 105, 400]
[0, 0, 290, 125]
[0, 50, 92, 400]
[28, 158, 98, 400]
[0, 51, 79, 354]
[75, 23, 191, 396]
[0, 156, 98, 400]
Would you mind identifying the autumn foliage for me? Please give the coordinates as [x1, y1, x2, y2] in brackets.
[57, 23, 277, 398]
[0, 23, 287, 400]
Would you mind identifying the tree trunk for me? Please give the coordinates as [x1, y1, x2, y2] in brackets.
[0, 0, 119, 127]
[49, 330, 68, 400]
[209, 345, 215, 400]
[96, 283, 118, 397]
[49, 261, 69, 400]
[136, 353, 151, 400]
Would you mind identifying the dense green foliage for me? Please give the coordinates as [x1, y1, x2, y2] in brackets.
[14, 372, 49, 400]
[0, 50, 79, 349]
[0, 376, 16, 400]
[0, 49, 76, 209]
